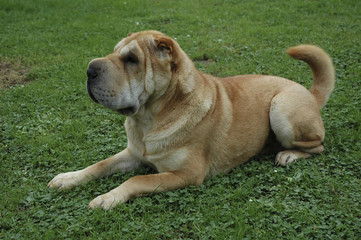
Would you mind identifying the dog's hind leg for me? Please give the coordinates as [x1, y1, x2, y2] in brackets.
[270, 87, 325, 166]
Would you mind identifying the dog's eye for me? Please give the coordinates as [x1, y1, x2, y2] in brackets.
[123, 54, 138, 64]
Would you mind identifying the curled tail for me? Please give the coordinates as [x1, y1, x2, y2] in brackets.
[286, 45, 335, 108]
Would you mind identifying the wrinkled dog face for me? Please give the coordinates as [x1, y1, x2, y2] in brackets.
[86, 31, 174, 116]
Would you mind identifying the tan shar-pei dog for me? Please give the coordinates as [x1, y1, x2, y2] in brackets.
[48, 30, 335, 210]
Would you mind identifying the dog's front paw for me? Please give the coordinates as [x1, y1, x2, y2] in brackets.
[48, 171, 85, 190]
[88, 192, 122, 210]
[88, 187, 129, 210]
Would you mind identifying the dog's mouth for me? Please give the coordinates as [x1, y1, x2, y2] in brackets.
[86, 82, 100, 104]
[87, 81, 139, 116]
[117, 106, 138, 116]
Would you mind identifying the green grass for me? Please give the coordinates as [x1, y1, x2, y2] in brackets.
[1, 0, 360, 239]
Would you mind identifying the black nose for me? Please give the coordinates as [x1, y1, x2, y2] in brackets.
[87, 67, 98, 80]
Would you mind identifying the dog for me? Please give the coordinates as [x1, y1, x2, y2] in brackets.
[48, 30, 334, 210]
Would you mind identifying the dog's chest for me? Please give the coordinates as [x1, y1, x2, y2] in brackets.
[125, 116, 159, 153]
[125, 117, 188, 172]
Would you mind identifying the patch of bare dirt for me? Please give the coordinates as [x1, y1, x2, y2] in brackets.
[0, 59, 32, 89]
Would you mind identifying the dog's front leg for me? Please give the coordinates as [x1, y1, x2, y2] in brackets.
[48, 148, 141, 190]
[88, 170, 204, 210]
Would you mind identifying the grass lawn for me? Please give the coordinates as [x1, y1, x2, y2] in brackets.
[1, 0, 360, 239]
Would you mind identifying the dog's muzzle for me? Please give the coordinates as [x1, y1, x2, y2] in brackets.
[86, 65, 139, 116]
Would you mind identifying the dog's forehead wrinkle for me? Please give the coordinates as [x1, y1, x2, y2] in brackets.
[114, 31, 166, 51]
[119, 46, 130, 57]
[114, 38, 127, 51]
[149, 38, 156, 48]
[119, 40, 139, 57]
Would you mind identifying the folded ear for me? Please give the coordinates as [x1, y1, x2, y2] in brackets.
[153, 36, 179, 70]
[154, 37, 173, 54]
